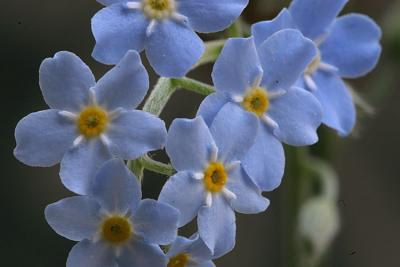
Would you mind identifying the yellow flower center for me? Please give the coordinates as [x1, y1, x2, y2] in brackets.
[142, 0, 175, 19]
[77, 106, 108, 138]
[168, 253, 190, 267]
[242, 87, 270, 116]
[203, 162, 228, 193]
[101, 216, 133, 245]
[305, 50, 321, 75]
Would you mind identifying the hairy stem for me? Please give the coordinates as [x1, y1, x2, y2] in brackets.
[143, 77, 214, 117]
[226, 19, 244, 38]
[128, 159, 144, 182]
[140, 155, 176, 177]
[194, 39, 225, 68]
[143, 77, 177, 116]
[171, 77, 215, 96]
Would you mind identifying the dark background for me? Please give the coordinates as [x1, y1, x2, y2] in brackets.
[1, 0, 399, 266]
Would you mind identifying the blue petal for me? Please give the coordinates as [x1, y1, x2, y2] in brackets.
[97, 0, 126, 6]
[67, 240, 117, 267]
[166, 117, 215, 172]
[60, 139, 113, 195]
[197, 93, 230, 127]
[45, 196, 100, 241]
[311, 71, 356, 136]
[177, 0, 248, 33]
[251, 8, 295, 47]
[258, 29, 317, 91]
[92, 3, 148, 65]
[210, 102, 258, 162]
[95, 51, 149, 110]
[107, 110, 167, 160]
[212, 37, 263, 97]
[117, 240, 165, 267]
[158, 171, 204, 227]
[198, 195, 236, 258]
[14, 110, 76, 167]
[289, 0, 348, 40]
[320, 14, 382, 78]
[226, 167, 270, 214]
[131, 199, 179, 245]
[39, 51, 95, 112]
[167, 236, 193, 257]
[187, 237, 214, 263]
[268, 87, 322, 146]
[145, 20, 204, 78]
[242, 123, 285, 191]
[91, 159, 142, 214]
[167, 236, 213, 263]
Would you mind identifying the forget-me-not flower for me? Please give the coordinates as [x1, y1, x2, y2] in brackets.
[252, 0, 382, 135]
[91, 0, 249, 77]
[166, 235, 215, 267]
[14, 51, 167, 195]
[159, 104, 269, 258]
[45, 159, 179, 267]
[197, 30, 322, 192]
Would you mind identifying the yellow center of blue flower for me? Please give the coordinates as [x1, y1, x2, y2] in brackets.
[142, 0, 175, 19]
[204, 162, 228, 193]
[101, 216, 133, 244]
[168, 253, 190, 267]
[305, 50, 321, 75]
[242, 87, 270, 116]
[77, 106, 108, 138]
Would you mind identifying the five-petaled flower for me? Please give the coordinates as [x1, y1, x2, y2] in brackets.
[13, 1, 382, 265]
[197, 30, 322, 192]
[159, 105, 269, 258]
[91, 0, 249, 77]
[14, 50, 167, 194]
[166, 235, 216, 267]
[45, 159, 179, 267]
[252, 0, 382, 135]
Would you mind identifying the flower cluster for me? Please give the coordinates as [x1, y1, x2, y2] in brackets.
[14, 0, 381, 266]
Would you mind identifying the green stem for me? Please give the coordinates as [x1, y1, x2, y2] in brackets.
[143, 77, 214, 117]
[128, 159, 144, 182]
[194, 39, 225, 68]
[143, 77, 177, 116]
[171, 77, 215, 96]
[226, 19, 243, 38]
[140, 155, 176, 177]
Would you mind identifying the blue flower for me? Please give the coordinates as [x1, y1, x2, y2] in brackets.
[159, 105, 269, 257]
[91, 0, 249, 77]
[45, 159, 179, 267]
[252, 1, 382, 135]
[166, 235, 215, 267]
[14, 51, 167, 195]
[197, 30, 322, 191]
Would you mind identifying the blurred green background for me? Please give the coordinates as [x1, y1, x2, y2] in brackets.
[1, 0, 399, 266]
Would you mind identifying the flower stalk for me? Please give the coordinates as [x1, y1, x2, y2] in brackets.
[171, 77, 215, 96]
[194, 39, 226, 68]
[140, 154, 176, 177]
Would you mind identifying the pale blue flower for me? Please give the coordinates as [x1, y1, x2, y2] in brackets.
[198, 30, 322, 191]
[45, 159, 179, 267]
[91, 0, 249, 77]
[14, 51, 166, 195]
[166, 235, 215, 267]
[159, 105, 269, 258]
[252, 1, 382, 135]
